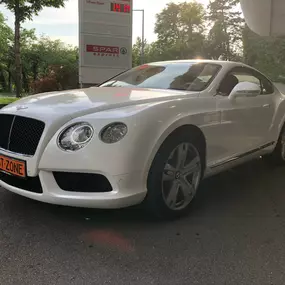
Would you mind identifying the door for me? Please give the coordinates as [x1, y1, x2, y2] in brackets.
[216, 66, 275, 160]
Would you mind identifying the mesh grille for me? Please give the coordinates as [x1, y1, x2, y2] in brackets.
[9, 116, 45, 155]
[0, 114, 45, 156]
[0, 114, 14, 150]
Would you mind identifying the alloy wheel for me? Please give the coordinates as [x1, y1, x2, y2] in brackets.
[161, 142, 201, 211]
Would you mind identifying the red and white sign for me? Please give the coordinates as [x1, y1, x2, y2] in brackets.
[86, 45, 119, 54]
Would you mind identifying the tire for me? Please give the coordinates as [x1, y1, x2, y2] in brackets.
[264, 126, 285, 165]
[145, 130, 204, 219]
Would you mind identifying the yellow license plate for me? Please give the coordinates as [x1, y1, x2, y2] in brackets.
[0, 155, 26, 178]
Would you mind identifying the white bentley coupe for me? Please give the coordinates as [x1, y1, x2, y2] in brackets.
[1, 60, 285, 218]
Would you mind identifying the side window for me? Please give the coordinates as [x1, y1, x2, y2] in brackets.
[235, 69, 274, 95]
[256, 74, 274, 95]
[218, 66, 274, 96]
[234, 73, 260, 85]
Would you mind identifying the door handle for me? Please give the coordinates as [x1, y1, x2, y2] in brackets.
[263, 104, 270, 108]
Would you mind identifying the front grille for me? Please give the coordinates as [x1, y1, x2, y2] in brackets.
[0, 115, 14, 150]
[0, 172, 43, 193]
[0, 114, 45, 156]
[53, 172, 113, 193]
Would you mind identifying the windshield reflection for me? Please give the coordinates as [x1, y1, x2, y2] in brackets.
[100, 62, 221, 91]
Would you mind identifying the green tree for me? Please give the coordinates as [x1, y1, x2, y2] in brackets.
[20, 36, 78, 92]
[0, 12, 13, 92]
[132, 37, 160, 66]
[242, 25, 285, 82]
[29, 36, 79, 91]
[207, 0, 244, 60]
[20, 28, 38, 92]
[0, 0, 67, 97]
[132, 37, 144, 67]
[154, 1, 206, 60]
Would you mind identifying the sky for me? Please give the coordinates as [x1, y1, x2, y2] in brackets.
[0, 0, 209, 46]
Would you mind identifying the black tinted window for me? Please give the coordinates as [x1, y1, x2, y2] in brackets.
[220, 66, 274, 96]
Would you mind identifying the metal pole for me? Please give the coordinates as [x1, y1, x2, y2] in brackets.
[141, 9, 145, 65]
[133, 9, 145, 65]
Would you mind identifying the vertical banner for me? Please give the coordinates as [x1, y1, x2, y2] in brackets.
[79, 0, 133, 85]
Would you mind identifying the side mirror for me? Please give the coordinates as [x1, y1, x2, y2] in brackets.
[229, 82, 261, 100]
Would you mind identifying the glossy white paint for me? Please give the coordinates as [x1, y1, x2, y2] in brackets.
[1, 60, 285, 209]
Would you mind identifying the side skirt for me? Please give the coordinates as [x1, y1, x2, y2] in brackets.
[204, 141, 275, 178]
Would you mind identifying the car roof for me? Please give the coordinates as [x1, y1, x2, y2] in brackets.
[148, 59, 246, 67]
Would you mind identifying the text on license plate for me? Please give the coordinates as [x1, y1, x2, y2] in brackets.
[0, 155, 26, 178]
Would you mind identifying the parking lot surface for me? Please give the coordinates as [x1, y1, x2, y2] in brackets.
[1, 159, 285, 285]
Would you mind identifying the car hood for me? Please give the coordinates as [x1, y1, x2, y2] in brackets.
[1, 87, 199, 123]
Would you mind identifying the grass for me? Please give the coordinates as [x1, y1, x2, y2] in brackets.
[0, 97, 19, 104]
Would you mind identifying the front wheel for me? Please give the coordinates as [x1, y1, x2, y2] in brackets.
[264, 126, 285, 165]
[145, 133, 203, 219]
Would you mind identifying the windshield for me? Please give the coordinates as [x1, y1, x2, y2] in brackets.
[99, 62, 221, 91]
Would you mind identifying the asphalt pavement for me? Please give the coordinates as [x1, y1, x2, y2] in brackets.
[1, 158, 285, 285]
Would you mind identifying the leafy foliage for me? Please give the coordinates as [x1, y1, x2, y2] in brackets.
[207, 0, 244, 60]
[243, 25, 285, 82]
[0, 11, 78, 94]
[30, 77, 60, 94]
[0, 0, 67, 97]
[154, 1, 206, 60]
[0, 13, 13, 91]
[1, 0, 285, 95]
[131, 0, 284, 82]
[131, 0, 245, 64]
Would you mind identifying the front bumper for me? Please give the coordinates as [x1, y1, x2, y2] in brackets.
[0, 110, 154, 209]
[0, 170, 146, 209]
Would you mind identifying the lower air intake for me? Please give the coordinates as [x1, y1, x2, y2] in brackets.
[53, 172, 113, 193]
[0, 172, 43, 193]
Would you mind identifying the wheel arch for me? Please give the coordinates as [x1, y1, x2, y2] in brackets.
[273, 95, 285, 141]
[278, 116, 285, 137]
[143, 123, 207, 181]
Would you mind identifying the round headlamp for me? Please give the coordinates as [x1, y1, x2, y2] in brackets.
[100, 122, 128, 144]
[58, 123, 94, 151]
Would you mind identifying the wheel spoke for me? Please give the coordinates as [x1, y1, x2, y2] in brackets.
[182, 156, 200, 175]
[163, 163, 176, 181]
[166, 181, 180, 207]
[164, 163, 176, 172]
[161, 142, 201, 211]
[176, 143, 188, 169]
[281, 136, 285, 160]
[179, 178, 195, 203]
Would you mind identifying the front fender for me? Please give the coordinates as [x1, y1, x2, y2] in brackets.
[271, 91, 285, 140]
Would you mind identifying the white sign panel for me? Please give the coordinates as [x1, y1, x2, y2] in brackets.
[79, 0, 133, 85]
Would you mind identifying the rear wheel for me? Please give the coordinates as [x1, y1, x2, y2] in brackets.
[145, 132, 204, 219]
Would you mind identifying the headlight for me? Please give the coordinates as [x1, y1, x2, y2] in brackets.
[100, 122, 128, 144]
[58, 123, 94, 151]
